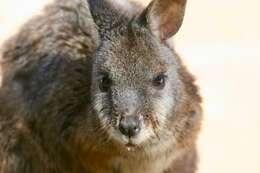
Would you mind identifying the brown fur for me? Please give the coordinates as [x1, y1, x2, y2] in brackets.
[0, 0, 202, 172]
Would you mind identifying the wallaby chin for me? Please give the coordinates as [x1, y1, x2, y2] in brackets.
[0, 0, 202, 173]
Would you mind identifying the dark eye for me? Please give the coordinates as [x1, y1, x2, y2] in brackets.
[152, 74, 167, 89]
[99, 75, 112, 92]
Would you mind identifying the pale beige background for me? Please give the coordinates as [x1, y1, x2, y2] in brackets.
[1, 0, 260, 173]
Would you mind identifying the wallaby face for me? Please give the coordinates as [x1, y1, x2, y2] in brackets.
[88, 0, 189, 148]
[91, 24, 182, 146]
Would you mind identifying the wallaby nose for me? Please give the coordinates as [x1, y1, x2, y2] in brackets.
[119, 116, 141, 138]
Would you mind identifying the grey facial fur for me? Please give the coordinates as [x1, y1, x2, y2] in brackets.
[91, 23, 182, 145]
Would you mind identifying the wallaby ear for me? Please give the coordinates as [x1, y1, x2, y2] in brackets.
[137, 0, 187, 41]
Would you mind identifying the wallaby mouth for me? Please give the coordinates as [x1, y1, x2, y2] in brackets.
[113, 115, 152, 146]
[125, 142, 137, 151]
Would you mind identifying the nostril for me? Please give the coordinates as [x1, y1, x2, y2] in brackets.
[132, 125, 141, 136]
[119, 116, 141, 137]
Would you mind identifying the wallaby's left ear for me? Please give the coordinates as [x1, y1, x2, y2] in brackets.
[137, 0, 187, 41]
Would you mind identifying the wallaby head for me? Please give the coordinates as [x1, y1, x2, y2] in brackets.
[92, 27, 182, 147]
[88, 0, 196, 149]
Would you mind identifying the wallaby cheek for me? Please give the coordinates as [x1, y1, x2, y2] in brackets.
[153, 94, 175, 128]
[92, 92, 110, 118]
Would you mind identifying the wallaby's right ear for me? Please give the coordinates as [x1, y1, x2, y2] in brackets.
[137, 0, 187, 41]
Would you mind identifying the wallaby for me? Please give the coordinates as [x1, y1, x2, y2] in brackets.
[0, 0, 202, 172]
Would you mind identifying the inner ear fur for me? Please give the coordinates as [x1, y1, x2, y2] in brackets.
[137, 0, 187, 41]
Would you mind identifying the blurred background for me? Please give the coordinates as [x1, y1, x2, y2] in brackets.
[0, 0, 260, 172]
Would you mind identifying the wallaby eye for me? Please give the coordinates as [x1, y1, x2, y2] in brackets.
[152, 74, 167, 89]
[99, 75, 112, 92]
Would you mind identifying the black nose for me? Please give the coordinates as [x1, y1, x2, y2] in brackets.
[119, 116, 141, 137]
